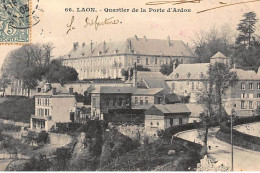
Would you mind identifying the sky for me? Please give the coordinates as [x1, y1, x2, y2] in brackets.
[0, 0, 260, 69]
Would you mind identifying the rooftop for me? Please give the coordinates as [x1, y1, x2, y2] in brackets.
[137, 71, 166, 82]
[133, 88, 164, 95]
[167, 63, 210, 80]
[63, 36, 197, 59]
[91, 86, 136, 94]
[211, 51, 228, 59]
[153, 104, 190, 114]
[231, 68, 260, 80]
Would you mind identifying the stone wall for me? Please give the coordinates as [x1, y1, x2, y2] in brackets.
[48, 132, 73, 146]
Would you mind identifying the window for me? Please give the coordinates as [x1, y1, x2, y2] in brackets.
[258, 83, 260, 90]
[119, 98, 123, 106]
[140, 97, 143, 105]
[249, 93, 254, 99]
[150, 122, 153, 126]
[249, 83, 253, 90]
[241, 93, 246, 98]
[157, 122, 159, 126]
[179, 118, 183, 125]
[257, 93, 260, 98]
[146, 58, 149, 65]
[93, 98, 96, 107]
[137, 57, 140, 63]
[106, 98, 110, 106]
[249, 101, 253, 109]
[135, 97, 138, 105]
[241, 83, 245, 90]
[241, 101, 245, 109]
[155, 58, 157, 64]
[126, 98, 130, 106]
[113, 98, 116, 106]
[186, 82, 189, 85]
[180, 59, 184, 64]
[257, 101, 260, 107]
[45, 109, 49, 116]
[158, 97, 161, 104]
[37, 98, 40, 105]
[145, 97, 148, 106]
[192, 82, 194, 90]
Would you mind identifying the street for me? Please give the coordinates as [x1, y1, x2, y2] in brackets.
[176, 127, 260, 171]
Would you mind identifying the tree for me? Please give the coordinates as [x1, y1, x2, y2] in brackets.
[121, 65, 151, 80]
[159, 63, 173, 76]
[209, 63, 238, 120]
[193, 25, 235, 63]
[236, 11, 258, 49]
[1, 43, 55, 96]
[197, 62, 238, 149]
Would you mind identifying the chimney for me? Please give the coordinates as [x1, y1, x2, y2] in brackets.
[103, 41, 106, 53]
[73, 42, 78, 51]
[82, 42, 85, 47]
[172, 60, 176, 71]
[52, 88, 57, 95]
[233, 63, 236, 69]
[143, 36, 147, 41]
[128, 39, 132, 53]
[167, 36, 170, 46]
[128, 68, 131, 82]
[69, 87, 74, 95]
[90, 40, 94, 53]
[134, 35, 138, 40]
[133, 62, 137, 87]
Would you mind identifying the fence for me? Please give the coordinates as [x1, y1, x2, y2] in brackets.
[0, 119, 29, 127]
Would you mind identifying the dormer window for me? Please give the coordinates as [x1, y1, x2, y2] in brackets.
[98, 51, 102, 56]
[175, 73, 179, 78]
[114, 49, 118, 54]
[186, 72, 191, 78]
[81, 53, 85, 56]
[199, 72, 204, 78]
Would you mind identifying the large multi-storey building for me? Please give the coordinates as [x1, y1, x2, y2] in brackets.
[223, 68, 260, 116]
[61, 36, 197, 80]
[166, 51, 260, 116]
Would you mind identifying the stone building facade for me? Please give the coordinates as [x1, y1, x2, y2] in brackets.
[61, 36, 197, 80]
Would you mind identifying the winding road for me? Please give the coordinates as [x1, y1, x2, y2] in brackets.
[176, 127, 260, 171]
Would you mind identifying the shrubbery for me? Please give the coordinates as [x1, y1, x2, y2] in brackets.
[216, 115, 260, 151]
[0, 97, 34, 123]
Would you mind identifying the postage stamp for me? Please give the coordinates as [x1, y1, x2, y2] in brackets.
[0, 0, 31, 44]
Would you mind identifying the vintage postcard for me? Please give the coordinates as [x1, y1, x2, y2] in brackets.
[0, 0, 260, 171]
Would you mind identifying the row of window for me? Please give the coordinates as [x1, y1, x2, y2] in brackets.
[135, 97, 149, 106]
[136, 57, 184, 65]
[37, 98, 50, 106]
[240, 93, 260, 98]
[37, 108, 50, 116]
[241, 83, 260, 90]
[92, 97, 130, 107]
[172, 82, 202, 91]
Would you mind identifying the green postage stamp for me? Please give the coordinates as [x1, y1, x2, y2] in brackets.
[0, 0, 30, 44]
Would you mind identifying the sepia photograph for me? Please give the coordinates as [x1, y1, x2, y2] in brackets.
[0, 0, 260, 171]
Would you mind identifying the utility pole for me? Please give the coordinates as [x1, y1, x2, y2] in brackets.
[231, 111, 233, 171]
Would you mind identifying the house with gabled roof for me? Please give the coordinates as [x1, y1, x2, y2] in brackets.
[30, 83, 76, 132]
[144, 104, 191, 135]
[132, 88, 180, 110]
[90, 86, 136, 119]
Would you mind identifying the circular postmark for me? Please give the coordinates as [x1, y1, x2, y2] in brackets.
[1, 0, 30, 29]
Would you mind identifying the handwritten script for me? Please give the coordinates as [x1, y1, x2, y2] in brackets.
[66, 15, 120, 34]
[145, 0, 260, 13]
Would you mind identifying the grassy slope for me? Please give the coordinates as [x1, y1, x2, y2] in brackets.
[0, 97, 34, 123]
